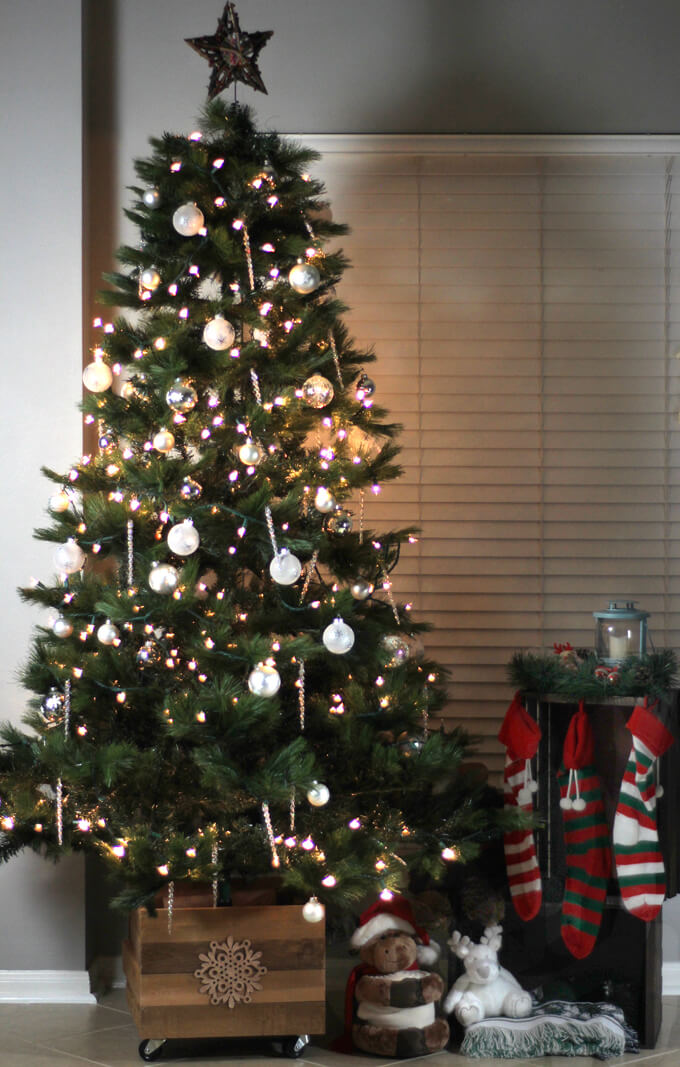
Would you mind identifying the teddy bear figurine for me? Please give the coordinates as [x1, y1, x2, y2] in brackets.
[345, 896, 450, 1058]
[443, 924, 532, 1027]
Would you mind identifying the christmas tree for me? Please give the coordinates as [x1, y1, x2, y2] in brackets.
[0, 4, 514, 919]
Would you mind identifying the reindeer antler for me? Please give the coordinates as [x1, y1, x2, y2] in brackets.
[481, 924, 503, 952]
[447, 930, 472, 959]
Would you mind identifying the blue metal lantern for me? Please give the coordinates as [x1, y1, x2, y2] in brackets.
[593, 601, 649, 664]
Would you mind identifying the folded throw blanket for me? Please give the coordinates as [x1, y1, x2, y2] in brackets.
[460, 999, 639, 1060]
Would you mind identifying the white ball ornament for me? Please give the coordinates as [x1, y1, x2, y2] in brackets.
[48, 491, 71, 513]
[302, 896, 325, 923]
[351, 577, 373, 601]
[97, 619, 119, 646]
[148, 562, 180, 595]
[238, 438, 263, 466]
[153, 428, 175, 454]
[302, 374, 334, 409]
[307, 781, 330, 807]
[247, 663, 281, 698]
[140, 268, 161, 291]
[289, 260, 321, 294]
[167, 520, 200, 556]
[202, 315, 236, 351]
[314, 487, 336, 514]
[269, 549, 302, 586]
[82, 360, 113, 393]
[52, 616, 73, 639]
[322, 617, 355, 655]
[172, 202, 204, 236]
[54, 539, 85, 574]
[142, 187, 161, 209]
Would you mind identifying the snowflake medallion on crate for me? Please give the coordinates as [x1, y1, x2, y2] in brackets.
[194, 935, 267, 1008]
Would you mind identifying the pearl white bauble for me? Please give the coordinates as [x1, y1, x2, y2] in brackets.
[48, 491, 71, 513]
[269, 549, 302, 586]
[97, 619, 119, 646]
[302, 374, 334, 409]
[54, 539, 85, 574]
[52, 616, 73, 639]
[165, 379, 198, 412]
[350, 577, 373, 600]
[289, 261, 321, 294]
[148, 562, 180, 595]
[302, 896, 325, 923]
[382, 634, 411, 668]
[153, 428, 175, 454]
[167, 520, 200, 556]
[238, 439, 263, 466]
[140, 268, 161, 291]
[322, 617, 355, 655]
[247, 663, 281, 698]
[202, 315, 235, 351]
[82, 360, 113, 393]
[142, 187, 161, 209]
[314, 487, 336, 514]
[172, 202, 204, 236]
[307, 781, 330, 807]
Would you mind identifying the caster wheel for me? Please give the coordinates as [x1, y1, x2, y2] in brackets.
[272, 1034, 310, 1058]
[139, 1038, 166, 1061]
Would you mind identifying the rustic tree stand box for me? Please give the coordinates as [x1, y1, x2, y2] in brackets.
[123, 904, 326, 1059]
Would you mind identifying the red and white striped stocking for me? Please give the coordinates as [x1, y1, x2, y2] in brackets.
[498, 692, 542, 921]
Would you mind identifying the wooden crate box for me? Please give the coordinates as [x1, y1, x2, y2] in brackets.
[124, 905, 326, 1040]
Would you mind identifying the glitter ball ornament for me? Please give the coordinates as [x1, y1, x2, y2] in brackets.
[52, 616, 73, 639]
[302, 374, 334, 409]
[351, 577, 373, 600]
[269, 549, 302, 586]
[289, 260, 320, 294]
[142, 187, 161, 209]
[82, 360, 113, 393]
[314, 487, 336, 514]
[382, 634, 411, 668]
[48, 490, 70, 513]
[40, 687, 64, 722]
[172, 202, 204, 236]
[326, 510, 353, 535]
[180, 477, 202, 501]
[148, 562, 180, 595]
[136, 639, 162, 668]
[165, 379, 198, 413]
[322, 617, 355, 655]
[307, 781, 330, 807]
[355, 374, 376, 401]
[202, 315, 235, 351]
[54, 539, 85, 574]
[97, 619, 119, 646]
[248, 663, 281, 698]
[140, 268, 161, 291]
[238, 438, 263, 466]
[302, 896, 325, 923]
[153, 428, 175, 454]
[167, 520, 200, 556]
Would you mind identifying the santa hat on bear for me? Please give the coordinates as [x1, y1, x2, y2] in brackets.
[349, 895, 440, 967]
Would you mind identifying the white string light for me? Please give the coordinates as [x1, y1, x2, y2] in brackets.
[261, 802, 280, 868]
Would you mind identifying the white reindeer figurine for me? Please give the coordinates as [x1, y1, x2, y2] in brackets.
[443, 924, 532, 1027]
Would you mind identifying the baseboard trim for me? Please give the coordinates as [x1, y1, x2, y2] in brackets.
[0, 970, 96, 1003]
[663, 962, 680, 995]
[89, 954, 126, 993]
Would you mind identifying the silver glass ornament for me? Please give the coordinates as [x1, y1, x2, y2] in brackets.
[52, 616, 73, 639]
[202, 315, 235, 351]
[269, 549, 302, 586]
[142, 187, 161, 209]
[98, 428, 114, 452]
[326, 510, 353, 535]
[322, 617, 355, 655]
[289, 260, 321, 294]
[140, 268, 161, 291]
[54, 539, 85, 574]
[398, 735, 424, 757]
[302, 374, 334, 409]
[238, 438, 263, 466]
[167, 520, 200, 556]
[165, 379, 198, 413]
[356, 375, 376, 401]
[382, 634, 411, 668]
[40, 687, 64, 722]
[180, 477, 202, 501]
[314, 487, 336, 514]
[172, 202, 204, 236]
[306, 781, 330, 807]
[136, 639, 162, 668]
[247, 663, 281, 698]
[351, 577, 373, 600]
[148, 562, 180, 595]
[97, 619, 119, 646]
[153, 428, 175, 454]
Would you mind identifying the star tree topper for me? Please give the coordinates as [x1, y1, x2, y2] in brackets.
[186, 2, 273, 99]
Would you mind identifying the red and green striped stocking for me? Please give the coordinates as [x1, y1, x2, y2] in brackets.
[498, 692, 542, 921]
[557, 702, 611, 959]
[613, 699, 674, 922]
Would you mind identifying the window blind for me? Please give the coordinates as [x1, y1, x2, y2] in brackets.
[311, 147, 678, 778]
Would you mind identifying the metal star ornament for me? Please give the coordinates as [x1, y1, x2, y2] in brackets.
[186, 2, 273, 99]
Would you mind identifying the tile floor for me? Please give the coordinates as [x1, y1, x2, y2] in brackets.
[0, 990, 679, 1067]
